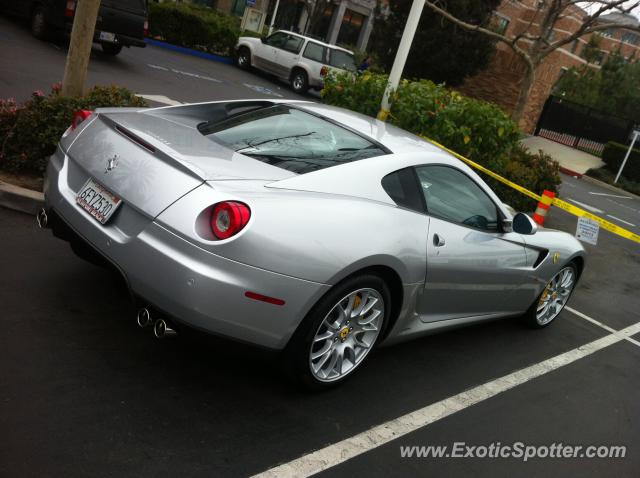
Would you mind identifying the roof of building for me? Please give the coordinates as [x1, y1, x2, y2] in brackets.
[598, 12, 640, 28]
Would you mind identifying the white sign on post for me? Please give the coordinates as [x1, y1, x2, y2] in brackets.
[576, 217, 599, 245]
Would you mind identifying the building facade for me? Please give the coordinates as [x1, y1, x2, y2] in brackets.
[458, 0, 640, 133]
[177, 0, 376, 49]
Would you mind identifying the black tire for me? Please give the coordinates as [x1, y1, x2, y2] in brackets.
[31, 5, 49, 40]
[290, 69, 309, 94]
[101, 43, 123, 56]
[284, 274, 391, 390]
[237, 47, 251, 69]
[522, 261, 578, 329]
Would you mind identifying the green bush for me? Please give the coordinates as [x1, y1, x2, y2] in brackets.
[602, 141, 640, 182]
[587, 166, 640, 196]
[322, 72, 560, 211]
[0, 85, 147, 174]
[148, 2, 241, 56]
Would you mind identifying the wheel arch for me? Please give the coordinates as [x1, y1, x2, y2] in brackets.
[321, 262, 406, 342]
[290, 65, 309, 82]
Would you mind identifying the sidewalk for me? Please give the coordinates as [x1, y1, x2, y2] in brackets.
[521, 136, 605, 177]
[0, 180, 44, 215]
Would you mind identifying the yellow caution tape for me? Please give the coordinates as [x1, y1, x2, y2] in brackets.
[423, 137, 640, 244]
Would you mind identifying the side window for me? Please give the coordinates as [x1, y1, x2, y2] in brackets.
[381, 168, 424, 213]
[303, 42, 326, 62]
[283, 35, 304, 53]
[264, 32, 287, 47]
[416, 165, 499, 231]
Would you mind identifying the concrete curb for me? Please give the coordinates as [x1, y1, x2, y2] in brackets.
[144, 38, 234, 65]
[559, 166, 583, 179]
[580, 174, 640, 200]
[0, 180, 44, 215]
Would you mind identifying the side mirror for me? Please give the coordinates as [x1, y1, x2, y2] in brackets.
[261, 37, 266, 44]
[512, 212, 538, 235]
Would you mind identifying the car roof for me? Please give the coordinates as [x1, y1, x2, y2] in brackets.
[293, 102, 443, 155]
[273, 30, 353, 54]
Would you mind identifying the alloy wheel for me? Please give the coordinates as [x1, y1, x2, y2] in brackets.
[308, 288, 384, 382]
[292, 73, 305, 91]
[536, 266, 576, 325]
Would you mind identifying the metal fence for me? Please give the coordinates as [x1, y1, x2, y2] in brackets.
[534, 96, 635, 156]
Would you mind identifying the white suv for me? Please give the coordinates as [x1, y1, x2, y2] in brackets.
[235, 30, 356, 93]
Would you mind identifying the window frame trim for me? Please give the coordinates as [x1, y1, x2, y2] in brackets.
[302, 41, 327, 63]
[415, 163, 505, 233]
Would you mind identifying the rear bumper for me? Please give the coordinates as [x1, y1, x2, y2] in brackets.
[64, 23, 146, 48]
[44, 151, 329, 350]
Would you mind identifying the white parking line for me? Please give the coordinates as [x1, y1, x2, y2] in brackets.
[252, 316, 640, 478]
[589, 192, 632, 199]
[567, 198, 605, 214]
[566, 306, 640, 347]
[605, 214, 636, 228]
[136, 94, 182, 106]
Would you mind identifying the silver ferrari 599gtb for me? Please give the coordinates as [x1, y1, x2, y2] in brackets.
[40, 99, 586, 388]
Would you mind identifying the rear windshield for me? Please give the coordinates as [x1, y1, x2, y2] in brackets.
[328, 49, 356, 71]
[199, 105, 387, 174]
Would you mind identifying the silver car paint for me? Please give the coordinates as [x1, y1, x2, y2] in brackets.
[44, 100, 586, 350]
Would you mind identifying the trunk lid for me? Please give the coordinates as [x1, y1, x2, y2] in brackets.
[65, 109, 294, 218]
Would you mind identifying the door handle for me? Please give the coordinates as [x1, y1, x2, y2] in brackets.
[433, 233, 446, 247]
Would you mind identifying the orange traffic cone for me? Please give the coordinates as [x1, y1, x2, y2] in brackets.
[533, 190, 555, 226]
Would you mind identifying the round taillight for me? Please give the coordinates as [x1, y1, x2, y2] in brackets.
[210, 201, 251, 239]
[72, 109, 93, 130]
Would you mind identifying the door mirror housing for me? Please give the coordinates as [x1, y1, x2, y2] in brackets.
[261, 37, 266, 43]
[512, 212, 538, 235]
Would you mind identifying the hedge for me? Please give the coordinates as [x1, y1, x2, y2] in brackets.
[321, 72, 560, 211]
[148, 2, 241, 57]
[602, 141, 640, 182]
[0, 85, 147, 174]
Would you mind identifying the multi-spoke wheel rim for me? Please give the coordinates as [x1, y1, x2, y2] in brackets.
[309, 288, 384, 382]
[292, 74, 305, 91]
[536, 266, 575, 325]
[238, 51, 248, 67]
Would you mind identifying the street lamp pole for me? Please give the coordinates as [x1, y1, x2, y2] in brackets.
[376, 0, 425, 121]
[614, 130, 639, 184]
[268, 0, 281, 35]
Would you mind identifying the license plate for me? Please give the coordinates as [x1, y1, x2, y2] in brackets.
[99, 31, 116, 42]
[76, 178, 122, 224]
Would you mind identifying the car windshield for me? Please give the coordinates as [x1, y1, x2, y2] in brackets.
[199, 105, 387, 174]
[328, 49, 356, 71]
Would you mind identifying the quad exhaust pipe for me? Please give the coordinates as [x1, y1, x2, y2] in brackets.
[36, 208, 48, 229]
[153, 318, 176, 339]
[136, 308, 152, 328]
[136, 307, 176, 338]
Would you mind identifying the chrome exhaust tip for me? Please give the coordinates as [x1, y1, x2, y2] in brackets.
[136, 308, 152, 328]
[36, 208, 48, 229]
[153, 318, 176, 339]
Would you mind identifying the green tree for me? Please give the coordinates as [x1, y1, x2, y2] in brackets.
[580, 35, 603, 64]
[553, 50, 640, 121]
[368, 0, 500, 86]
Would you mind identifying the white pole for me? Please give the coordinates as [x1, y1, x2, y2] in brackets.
[614, 130, 639, 184]
[268, 0, 281, 35]
[377, 0, 425, 121]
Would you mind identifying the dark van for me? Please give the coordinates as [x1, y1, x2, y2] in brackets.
[0, 0, 148, 55]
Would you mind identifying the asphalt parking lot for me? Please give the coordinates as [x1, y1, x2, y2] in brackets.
[2, 13, 640, 478]
[1, 179, 639, 477]
[0, 15, 307, 104]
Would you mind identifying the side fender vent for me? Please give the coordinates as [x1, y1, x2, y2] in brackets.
[533, 249, 549, 269]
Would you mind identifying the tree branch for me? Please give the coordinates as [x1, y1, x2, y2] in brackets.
[424, 1, 535, 70]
